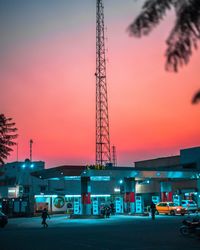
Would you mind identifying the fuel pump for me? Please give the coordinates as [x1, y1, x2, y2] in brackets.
[135, 196, 144, 213]
[173, 195, 181, 206]
[92, 197, 99, 215]
[115, 197, 123, 214]
[74, 197, 81, 214]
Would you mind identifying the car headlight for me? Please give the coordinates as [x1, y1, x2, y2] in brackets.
[176, 208, 180, 211]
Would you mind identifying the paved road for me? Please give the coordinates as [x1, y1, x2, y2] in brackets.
[1, 214, 199, 250]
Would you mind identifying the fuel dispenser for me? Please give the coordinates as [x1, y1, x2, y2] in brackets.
[152, 196, 160, 204]
[173, 195, 181, 206]
[92, 197, 99, 215]
[115, 197, 123, 214]
[74, 197, 81, 214]
[135, 196, 144, 213]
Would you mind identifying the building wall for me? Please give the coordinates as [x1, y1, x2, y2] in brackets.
[134, 156, 180, 169]
[136, 180, 160, 193]
[91, 179, 117, 194]
[47, 179, 120, 196]
[48, 180, 81, 195]
[172, 180, 197, 193]
[0, 161, 46, 198]
[180, 147, 200, 169]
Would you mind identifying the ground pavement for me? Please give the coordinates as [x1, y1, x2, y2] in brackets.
[0, 214, 199, 250]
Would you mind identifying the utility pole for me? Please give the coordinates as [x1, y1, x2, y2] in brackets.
[95, 0, 111, 166]
[30, 139, 33, 161]
[112, 145, 117, 166]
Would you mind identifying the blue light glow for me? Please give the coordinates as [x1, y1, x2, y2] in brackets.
[91, 194, 110, 197]
[64, 176, 81, 181]
[119, 179, 123, 184]
[34, 195, 58, 198]
[114, 188, 120, 192]
[30, 164, 34, 168]
[131, 171, 138, 177]
[22, 164, 26, 168]
[91, 176, 110, 181]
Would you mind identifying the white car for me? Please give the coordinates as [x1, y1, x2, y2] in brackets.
[181, 200, 198, 213]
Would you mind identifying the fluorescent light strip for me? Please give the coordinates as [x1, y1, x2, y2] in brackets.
[34, 195, 58, 198]
[91, 194, 110, 197]
[35, 194, 111, 198]
[64, 176, 81, 180]
[91, 176, 110, 181]
[114, 188, 120, 192]
[8, 190, 16, 193]
[65, 194, 111, 198]
[65, 195, 81, 198]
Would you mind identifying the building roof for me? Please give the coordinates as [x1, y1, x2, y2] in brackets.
[31, 164, 200, 180]
[31, 165, 86, 179]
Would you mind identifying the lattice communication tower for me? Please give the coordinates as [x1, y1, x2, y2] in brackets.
[95, 0, 111, 166]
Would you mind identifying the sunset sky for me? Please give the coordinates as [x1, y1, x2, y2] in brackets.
[1, 0, 200, 168]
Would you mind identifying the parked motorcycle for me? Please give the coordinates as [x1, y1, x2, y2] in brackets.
[180, 217, 200, 237]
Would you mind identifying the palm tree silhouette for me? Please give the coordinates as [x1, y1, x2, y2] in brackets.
[0, 114, 18, 165]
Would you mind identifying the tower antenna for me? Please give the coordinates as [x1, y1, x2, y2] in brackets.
[95, 0, 111, 166]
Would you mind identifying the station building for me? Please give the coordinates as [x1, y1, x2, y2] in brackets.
[0, 146, 199, 216]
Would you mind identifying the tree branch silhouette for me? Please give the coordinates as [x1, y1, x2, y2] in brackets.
[128, 0, 200, 104]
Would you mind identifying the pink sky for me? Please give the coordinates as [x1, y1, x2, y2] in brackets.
[1, 0, 200, 168]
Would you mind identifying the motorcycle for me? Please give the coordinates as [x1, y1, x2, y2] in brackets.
[180, 216, 200, 237]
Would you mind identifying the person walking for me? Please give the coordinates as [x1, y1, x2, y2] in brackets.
[41, 208, 50, 228]
[150, 202, 156, 220]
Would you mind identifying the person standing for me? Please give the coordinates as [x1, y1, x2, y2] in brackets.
[110, 202, 115, 215]
[105, 206, 111, 218]
[150, 202, 156, 220]
[41, 208, 50, 228]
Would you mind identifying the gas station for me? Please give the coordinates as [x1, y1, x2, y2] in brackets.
[0, 146, 199, 217]
[32, 150, 200, 216]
